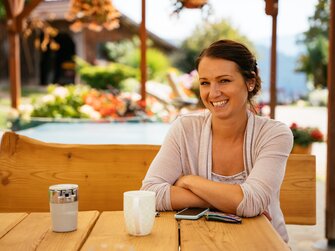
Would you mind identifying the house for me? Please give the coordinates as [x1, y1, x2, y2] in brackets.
[0, 0, 178, 86]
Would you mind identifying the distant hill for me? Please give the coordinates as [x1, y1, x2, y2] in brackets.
[254, 35, 309, 103]
[255, 43, 308, 104]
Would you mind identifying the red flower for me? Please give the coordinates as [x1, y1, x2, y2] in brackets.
[311, 129, 324, 141]
[290, 123, 298, 129]
[290, 122, 324, 147]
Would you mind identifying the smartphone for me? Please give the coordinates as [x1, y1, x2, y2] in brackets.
[174, 208, 209, 220]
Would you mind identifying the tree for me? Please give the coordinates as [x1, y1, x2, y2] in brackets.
[0, 1, 6, 20]
[297, 0, 329, 89]
[172, 19, 255, 73]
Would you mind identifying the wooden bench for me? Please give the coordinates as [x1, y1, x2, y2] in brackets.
[0, 131, 316, 225]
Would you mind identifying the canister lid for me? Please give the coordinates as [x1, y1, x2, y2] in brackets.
[49, 184, 78, 204]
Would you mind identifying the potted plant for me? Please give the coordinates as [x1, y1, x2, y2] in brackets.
[290, 122, 324, 154]
[171, 0, 210, 15]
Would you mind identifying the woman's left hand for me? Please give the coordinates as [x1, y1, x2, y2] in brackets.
[174, 175, 188, 188]
[174, 175, 243, 214]
[175, 175, 202, 189]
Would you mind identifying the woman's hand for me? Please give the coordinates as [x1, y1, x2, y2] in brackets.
[175, 175, 203, 189]
[174, 174, 243, 214]
[174, 175, 187, 188]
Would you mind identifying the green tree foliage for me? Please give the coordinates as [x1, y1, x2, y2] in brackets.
[0, 1, 6, 20]
[172, 19, 255, 73]
[103, 39, 137, 62]
[78, 63, 138, 90]
[103, 37, 171, 82]
[297, 0, 329, 88]
[121, 48, 171, 82]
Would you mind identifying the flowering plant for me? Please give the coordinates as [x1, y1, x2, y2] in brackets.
[8, 84, 178, 130]
[290, 123, 324, 147]
[171, 0, 211, 16]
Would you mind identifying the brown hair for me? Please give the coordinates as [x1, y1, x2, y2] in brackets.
[195, 40, 261, 110]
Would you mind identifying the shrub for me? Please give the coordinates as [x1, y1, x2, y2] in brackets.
[79, 63, 138, 90]
[121, 48, 171, 81]
[30, 84, 90, 118]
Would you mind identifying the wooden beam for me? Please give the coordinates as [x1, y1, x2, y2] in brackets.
[8, 32, 21, 109]
[3, 0, 14, 19]
[269, 12, 277, 119]
[265, 0, 278, 119]
[4, 0, 42, 109]
[17, 0, 44, 22]
[326, 0, 335, 245]
[4, 0, 24, 109]
[140, 0, 147, 107]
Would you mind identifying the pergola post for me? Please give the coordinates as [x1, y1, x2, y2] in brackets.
[314, 0, 335, 249]
[265, 0, 278, 119]
[326, 0, 335, 246]
[8, 32, 21, 109]
[4, 0, 43, 109]
[140, 0, 147, 107]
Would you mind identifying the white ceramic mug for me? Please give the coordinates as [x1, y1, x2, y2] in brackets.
[123, 190, 156, 236]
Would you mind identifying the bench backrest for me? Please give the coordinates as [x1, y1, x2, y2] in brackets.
[280, 153, 316, 225]
[0, 132, 316, 225]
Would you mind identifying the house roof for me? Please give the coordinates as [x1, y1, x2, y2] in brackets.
[30, 0, 178, 52]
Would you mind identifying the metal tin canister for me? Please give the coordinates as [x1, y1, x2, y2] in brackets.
[49, 184, 78, 232]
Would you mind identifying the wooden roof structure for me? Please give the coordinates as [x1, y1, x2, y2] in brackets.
[3, 0, 335, 247]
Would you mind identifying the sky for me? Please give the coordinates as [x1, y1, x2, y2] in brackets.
[113, 0, 318, 54]
[112, 0, 318, 41]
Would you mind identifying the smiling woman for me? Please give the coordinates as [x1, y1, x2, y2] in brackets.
[196, 40, 261, 122]
[141, 39, 293, 243]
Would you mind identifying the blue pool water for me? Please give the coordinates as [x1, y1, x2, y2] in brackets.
[12, 122, 171, 145]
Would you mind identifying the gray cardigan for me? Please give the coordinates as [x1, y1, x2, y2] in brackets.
[141, 110, 293, 242]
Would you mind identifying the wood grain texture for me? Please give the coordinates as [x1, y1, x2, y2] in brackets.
[0, 211, 99, 251]
[0, 132, 160, 212]
[281, 154, 316, 225]
[180, 215, 290, 251]
[0, 132, 316, 225]
[0, 212, 27, 238]
[81, 211, 178, 251]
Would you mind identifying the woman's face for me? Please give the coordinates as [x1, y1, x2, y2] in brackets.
[198, 57, 253, 121]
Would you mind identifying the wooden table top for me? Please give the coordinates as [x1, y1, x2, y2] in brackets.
[0, 211, 99, 251]
[180, 215, 290, 251]
[0, 211, 289, 251]
[81, 211, 178, 251]
[0, 212, 27, 239]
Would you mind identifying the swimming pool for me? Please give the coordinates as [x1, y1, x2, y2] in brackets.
[10, 122, 171, 145]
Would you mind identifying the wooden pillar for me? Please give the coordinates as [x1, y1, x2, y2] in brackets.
[140, 0, 147, 107]
[4, 0, 43, 109]
[265, 0, 278, 119]
[269, 12, 278, 119]
[4, 0, 24, 109]
[326, 0, 335, 246]
[8, 32, 21, 109]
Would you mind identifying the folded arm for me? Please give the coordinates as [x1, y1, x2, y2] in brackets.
[172, 175, 243, 214]
[170, 185, 211, 209]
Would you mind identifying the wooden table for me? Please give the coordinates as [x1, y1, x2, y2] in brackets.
[0, 211, 289, 250]
[180, 215, 290, 251]
[81, 211, 178, 251]
[0, 211, 99, 251]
